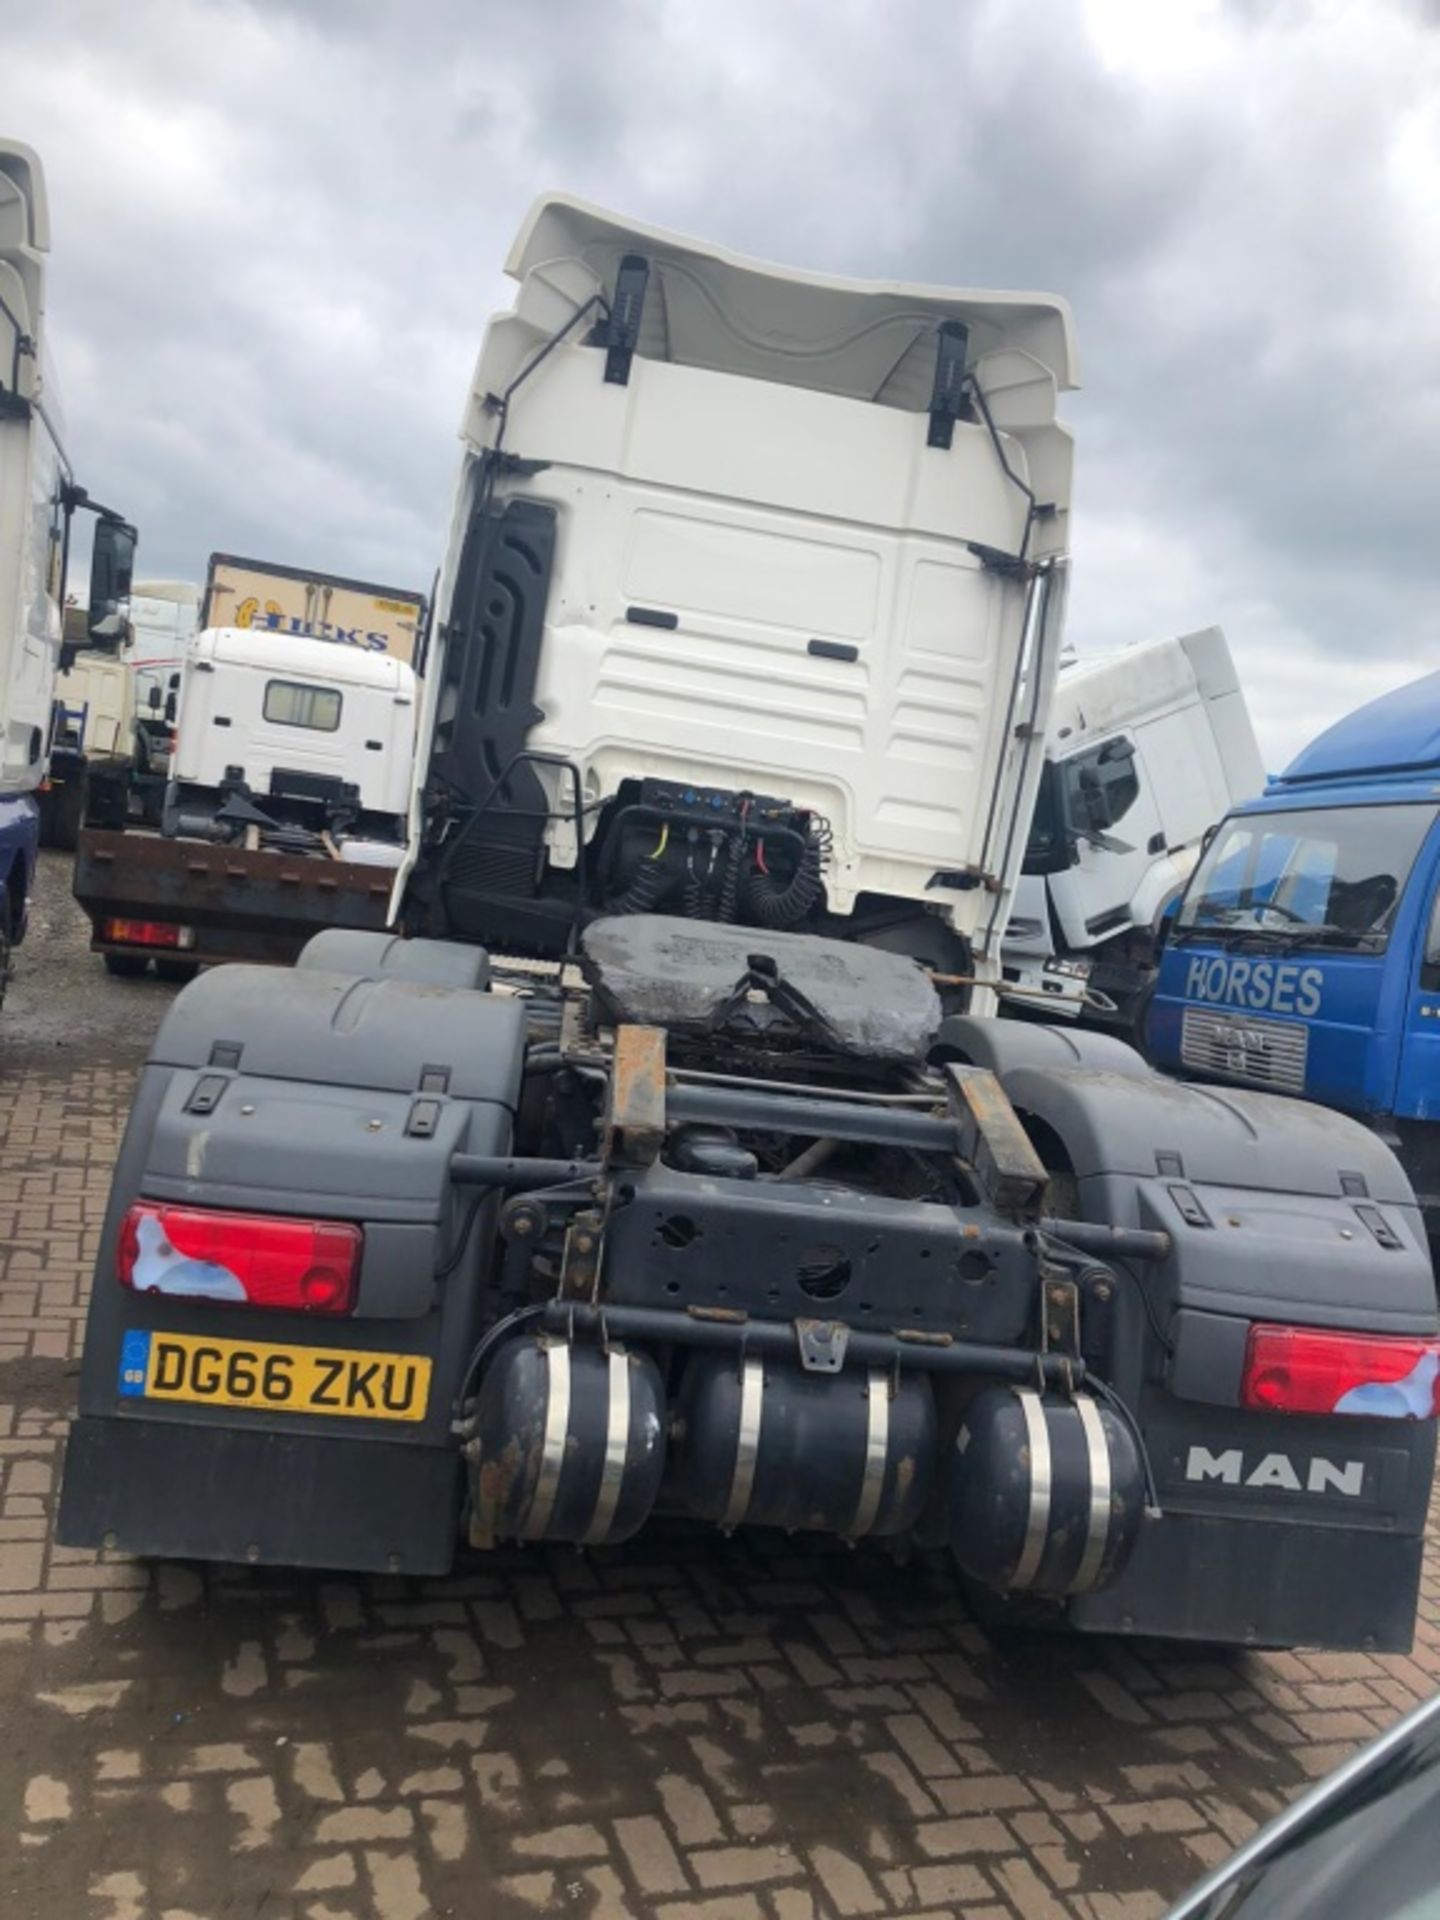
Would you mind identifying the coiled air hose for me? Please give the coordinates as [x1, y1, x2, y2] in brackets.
[745, 817, 827, 929]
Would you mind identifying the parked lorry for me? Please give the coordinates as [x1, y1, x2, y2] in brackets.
[72, 623, 418, 975]
[41, 581, 202, 848]
[0, 137, 136, 1006]
[40, 608, 135, 846]
[202, 553, 426, 665]
[59, 197, 1440, 1654]
[1149, 669, 1440, 1259]
[1002, 628, 1263, 1035]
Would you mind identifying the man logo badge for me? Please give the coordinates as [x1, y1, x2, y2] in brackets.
[1185, 1445, 1365, 1498]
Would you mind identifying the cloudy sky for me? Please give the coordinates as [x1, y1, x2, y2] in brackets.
[4, 0, 1437, 768]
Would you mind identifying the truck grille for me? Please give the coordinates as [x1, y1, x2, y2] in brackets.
[1180, 1006, 1309, 1095]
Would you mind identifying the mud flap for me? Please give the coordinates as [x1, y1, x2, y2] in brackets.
[61, 1416, 462, 1575]
[58, 963, 527, 1573]
[988, 1061, 1437, 1648]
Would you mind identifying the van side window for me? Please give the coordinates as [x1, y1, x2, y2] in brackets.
[263, 680, 342, 732]
[1063, 736, 1139, 836]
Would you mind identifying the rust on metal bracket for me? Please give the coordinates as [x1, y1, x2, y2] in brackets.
[944, 1064, 1048, 1219]
[603, 1024, 667, 1168]
[559, 1208, 604, 1301]
[1041, 1265, 1082, 1358]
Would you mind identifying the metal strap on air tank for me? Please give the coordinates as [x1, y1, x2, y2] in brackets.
[847, 1369, 890, 1538]
[584, 1347, 632, 1547]
[721, 1357, 765, 1530]
[524, 1341, 572, 1540]
[1069, 1393, 1112, 1594]
[1011, 1387, 1052, 1590]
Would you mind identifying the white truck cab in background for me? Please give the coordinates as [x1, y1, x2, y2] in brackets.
[129, 580, 199, 783]
[1001, 627, 1263, 1034]
[169, 626, 416, 859]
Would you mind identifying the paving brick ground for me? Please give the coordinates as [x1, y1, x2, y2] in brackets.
[2, 859, 1438, 1918]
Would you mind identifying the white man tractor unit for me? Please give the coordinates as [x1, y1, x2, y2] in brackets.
[59, 198, 1438, 1652]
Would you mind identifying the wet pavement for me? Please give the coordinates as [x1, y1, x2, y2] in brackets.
[1, 852, 1437, 1920]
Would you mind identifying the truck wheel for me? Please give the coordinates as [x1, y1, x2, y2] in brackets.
[154, 959, 200, 985]
[103, 953, 150, 978]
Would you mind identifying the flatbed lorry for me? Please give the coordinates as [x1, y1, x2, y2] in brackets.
[72, 620, 418, 974]
[59, 197, 1439, 1653]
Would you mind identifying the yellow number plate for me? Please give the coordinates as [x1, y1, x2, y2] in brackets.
[118, 1329, 431, 1422]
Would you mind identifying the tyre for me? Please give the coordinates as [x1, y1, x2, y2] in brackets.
[103, 953, 150, 978]
[154, 959, 200, 985]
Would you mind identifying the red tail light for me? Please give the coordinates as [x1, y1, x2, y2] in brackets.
[1242, 1323, 1440, 1419]
[103, 918, 195, 950]
[117, 1203, 360, 1314]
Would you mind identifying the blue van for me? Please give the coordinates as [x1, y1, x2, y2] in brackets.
[1149, 671, 1440, 1239]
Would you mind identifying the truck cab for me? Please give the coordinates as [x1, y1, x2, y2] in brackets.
[166, 625, 416, 856]
[41, 612, 138, 844]
[1149, 669, 1440, 1238]
[129, 581, 200, 811]
[1004, 627, 1262, 1034]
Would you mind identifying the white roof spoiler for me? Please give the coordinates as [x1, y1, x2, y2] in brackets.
[502, 192, 1078, 410]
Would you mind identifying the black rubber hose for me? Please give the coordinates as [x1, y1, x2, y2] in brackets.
[718, 822, 746, 923]
[613, 850, 670, 915]
[746, 827, 824, 928]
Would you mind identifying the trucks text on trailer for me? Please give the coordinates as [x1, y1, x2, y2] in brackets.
[0, 137, 136, 1006]
[201, 554, 426, 665]
[59, 197, 1439, 1654]
[1149, 669, 1440, 1256]
[1002, 628, 1263, 1036]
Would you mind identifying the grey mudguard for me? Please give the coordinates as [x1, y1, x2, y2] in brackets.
[934, 1014, 1151, 1078]
[58, 965, 527, 1574]
[297, 929, 492, 992]
[997, 1059, 1438, 1650]
[1001, 1064, 1436, 1332]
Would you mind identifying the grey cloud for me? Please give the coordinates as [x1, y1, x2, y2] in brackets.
[3, 0, 1437, 766]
